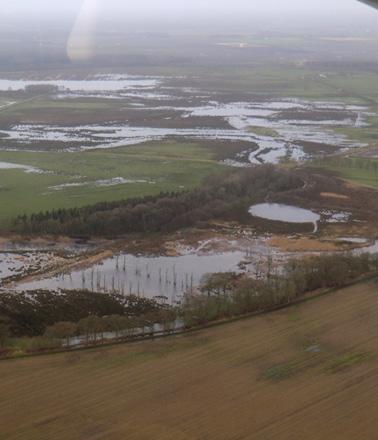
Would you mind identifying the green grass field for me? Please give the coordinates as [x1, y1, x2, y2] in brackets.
[0, 141, 224, 225]
[1, 279, 378, 440]
[336, 114, 378, 143]
[248, 126, 279, 137]
[314, 156, 378, 188]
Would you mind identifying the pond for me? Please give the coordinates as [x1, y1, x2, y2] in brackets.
[249, 203, 320, 232]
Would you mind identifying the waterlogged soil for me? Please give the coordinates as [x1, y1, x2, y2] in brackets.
[5, 223, 377, 303]
[0, 161, 42, 173]
[0, 235, 110, 285]
[0, 252, 49, 281]
[0, 72, 374, 165]
[0, 231, 274, 299]
[0, 161, 376, 295]
[0, 73, 376, 293]
[268, 236, 374, 253]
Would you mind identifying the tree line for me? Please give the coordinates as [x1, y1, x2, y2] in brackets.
[13, 166, 303, 236]
[316, 156, 378, 174]
[186, 252, 378, 327]
[0, 252, 377, 356]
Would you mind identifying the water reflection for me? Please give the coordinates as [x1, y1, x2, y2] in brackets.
[0, 73, 372, 165]
[16, 251, 247, 304]
[249, 203, 320, 232]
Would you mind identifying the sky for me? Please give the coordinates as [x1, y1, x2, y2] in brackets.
[1, 0, 376, 63]
[1, 0, 375, 20]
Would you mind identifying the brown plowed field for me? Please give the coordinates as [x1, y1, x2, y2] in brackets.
[1, 279, 378, 440]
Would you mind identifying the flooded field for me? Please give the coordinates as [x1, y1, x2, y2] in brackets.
[8, 236, 289, 302]
[0, 74, 160, 93]
[0, 238, 100, 286]
[0, 161, 43, 173]
[14, 249, 248, 304]
[0, 252, 55, 283]
[0, 73, 373, 165]
[321, 210, 352, 224]
[9, 234, 378, 302]
[0, 72, 376, 295]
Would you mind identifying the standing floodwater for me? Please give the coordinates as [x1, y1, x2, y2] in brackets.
[14, 251, 246, 304]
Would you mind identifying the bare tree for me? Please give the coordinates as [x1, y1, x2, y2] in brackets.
[0, 316, 10, 348]
[45, 322, 77, 347]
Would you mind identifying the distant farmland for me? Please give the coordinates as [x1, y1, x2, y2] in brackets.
[1, 279, 378, 440]
[315, 156, 378, 188]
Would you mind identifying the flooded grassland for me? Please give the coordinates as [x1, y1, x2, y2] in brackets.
[0, 73, 371, 164]
[0, 70, 376, 220]
[0, 69, 377, 297]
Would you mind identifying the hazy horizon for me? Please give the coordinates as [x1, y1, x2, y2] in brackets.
[1, 0, 377, 67]
[1, 0, 376, 21]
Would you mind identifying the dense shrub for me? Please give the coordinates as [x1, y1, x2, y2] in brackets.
[0, 290, 161, 337]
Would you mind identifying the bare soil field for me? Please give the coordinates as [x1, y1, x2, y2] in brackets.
[1, 279, 378, 440]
